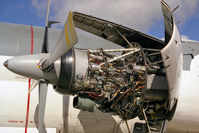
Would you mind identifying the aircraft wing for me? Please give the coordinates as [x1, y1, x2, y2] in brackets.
[73, 12, 165, 49]
[0, 22, 60, 56]
[0, 22, 122, 57]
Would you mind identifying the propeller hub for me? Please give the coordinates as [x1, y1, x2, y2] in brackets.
[4, 54, 59, 84]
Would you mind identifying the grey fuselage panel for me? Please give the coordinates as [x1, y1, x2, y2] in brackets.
[0, 22, 121, 57]
[0, 22, 60, 56]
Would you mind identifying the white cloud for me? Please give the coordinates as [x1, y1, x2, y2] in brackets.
[50, 0, 162, 31]
[31, 0, 198, 32]
[31, 0, 47, 18]
[181, 35, 197, 42]
[181, 35, 189, 40]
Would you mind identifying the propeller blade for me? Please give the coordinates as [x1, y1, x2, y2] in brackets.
[42, 26, 49, 53]
[34, 104, 47, 132]
[28, 80, 39, 94]
[45, 0, 51, 27]
[38, 81, 48, 133]
[34, 104, 39, 129]
[42, 0, 51, 53]
[48, 21, 60, 28]
[42, 11, 78, 69]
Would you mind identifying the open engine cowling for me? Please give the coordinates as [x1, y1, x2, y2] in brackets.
[54, 45, 169, 124]
[53, 1, 182, 130]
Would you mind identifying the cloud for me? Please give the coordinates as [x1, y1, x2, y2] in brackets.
[181, 35, 189, 40]
[166, 0, 198, 27]
[181, 35, 197, 42]
[50, 0, 162, 31]
[31, 0, 47, 18]
[31, 0, 198, 32]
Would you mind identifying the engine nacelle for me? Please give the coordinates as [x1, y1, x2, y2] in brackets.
[54, 48, 88, 94]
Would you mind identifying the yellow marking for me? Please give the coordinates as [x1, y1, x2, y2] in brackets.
[68, 11, 76, 42]
[64, 22, 71, 48]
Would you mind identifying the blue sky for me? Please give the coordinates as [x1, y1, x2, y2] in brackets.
[0, 0, 45, 26]
[0, 0, 198, 41]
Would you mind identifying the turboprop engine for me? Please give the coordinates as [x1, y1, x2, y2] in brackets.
[54, 45, 169, 122]
[4, 1, 182, 132]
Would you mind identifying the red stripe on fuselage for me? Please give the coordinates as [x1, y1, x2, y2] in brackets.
[25, 25, 34, 133]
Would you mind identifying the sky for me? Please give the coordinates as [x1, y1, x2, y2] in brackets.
[0, 0, 199, 133]
[0, 0, 198, 41]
